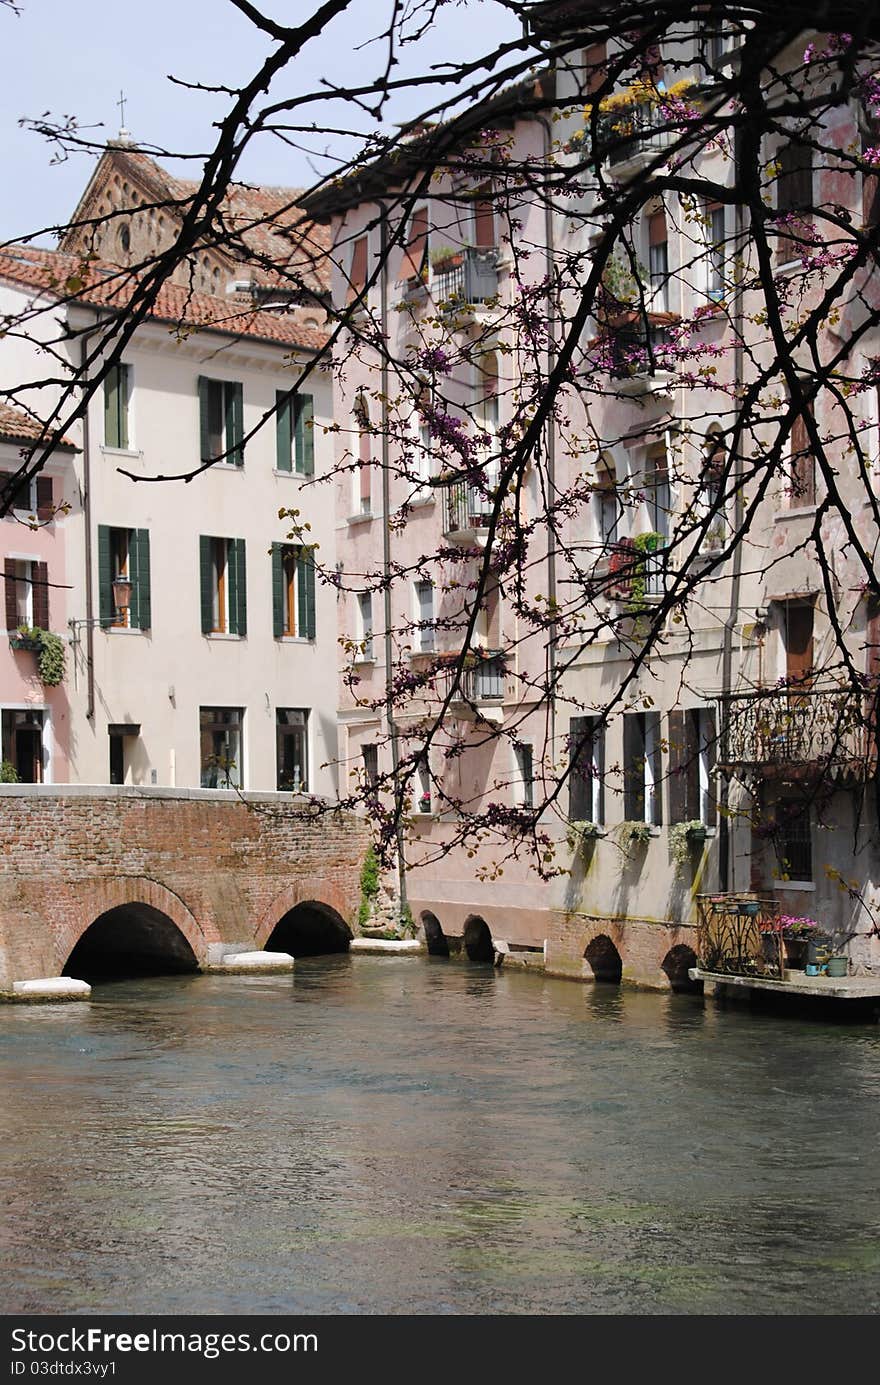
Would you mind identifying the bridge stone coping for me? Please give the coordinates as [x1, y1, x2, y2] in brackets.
[0, 784, 329, 805]
[203, 950, 295, 974]
[10, 977, 91, 1003]
[349, 938, 425, 956]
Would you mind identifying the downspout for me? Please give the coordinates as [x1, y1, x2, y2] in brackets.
[536, 113, 558, 757]
[78, 316, 103, 724]
[718, 196, 746, 890]
[379, 209, 408, 920]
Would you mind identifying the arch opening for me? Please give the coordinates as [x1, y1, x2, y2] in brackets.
[661, 944, 702, 994]
[584, 934, 623, 985]
[63, 904, 199, 981]
[421, 910, 449, 958]
[265, 901, 352, 958]
[463, 915, 494, 963]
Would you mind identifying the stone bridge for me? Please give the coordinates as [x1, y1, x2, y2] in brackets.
[0, 786, 370, 994]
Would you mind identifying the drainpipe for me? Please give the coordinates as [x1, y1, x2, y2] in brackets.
[379, 209, 408, 921]
[536, 114, 558, 756]
[718, 196, 746, 891]
[78, 315, 103, 724]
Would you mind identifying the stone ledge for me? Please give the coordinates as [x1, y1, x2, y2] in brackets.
[692, 967, 880, 1001]
[3, 977, 91, 1004]
[202, 951, 295, 974]
[0, 784, 340, 808]
[350, 938, 424, 956]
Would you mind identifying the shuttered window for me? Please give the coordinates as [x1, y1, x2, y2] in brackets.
[668, 708, 716, 825]
[473, 184, 495, 249]
[199, 377, 244, 466]
[97, 525, 151, 630]
[347, 235, 369, 304]
[623, 712, 662, 825]
[104, 364, 131, 449]
[777, 140, 813, 261]
[582, 41, 607, 96]
[271, 543, 316, 640]
[788, 396, 816, 507]
[3, 558, 47, 629]
[275, 392, 315, 475]
[200, 536, 246, 635]
[401, 206, 428, 283]
[568, 715, 605, 824]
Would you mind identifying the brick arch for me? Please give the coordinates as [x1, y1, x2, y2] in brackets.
[252, 880, 355, 949]
[55, 877, 209, 971]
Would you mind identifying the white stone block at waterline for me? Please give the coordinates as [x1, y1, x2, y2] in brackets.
[350, 938, 425, 956]
[203, 951, 295, 974]
[6, 977, 92, 1003]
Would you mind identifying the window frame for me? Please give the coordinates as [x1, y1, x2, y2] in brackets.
[199, 706, 244, 790]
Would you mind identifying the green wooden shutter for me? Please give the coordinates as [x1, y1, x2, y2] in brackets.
[233, 538, 247, 635]
[648, 710, 662, 827]
[118, 365, 130, 450]
[703, 707, 718, 827]
[98, 525, 113, 626]
[199, 535, 213, 633]
[272, 543, 284, 637]
[227, 539, 238, 635]
[198, 377, 211, 462]
[132, 528, 151, 630]
[228, 382, 244, 466]
[104, 369, 119, 448]
[294, 394, 314, 476]
[298, 546, 316, 640]
[275, 392, 292, 472]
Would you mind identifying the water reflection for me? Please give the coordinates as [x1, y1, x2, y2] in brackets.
[1, 959, 879, 1315]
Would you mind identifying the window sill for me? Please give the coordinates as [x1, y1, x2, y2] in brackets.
[204, 632, 246, 641]
[207, 462, 245, 472]
[772, 879, 815, 892]
[774, 506, 817, 521]
[104, 625, 146, 636]
[347, 512, 374, 525]
[277, 635, 315, 644]
[100, 446, 143, 459]
[273, 469, 311, 480]
[409, 493, 436, 509]
[352, 657, 376, 667]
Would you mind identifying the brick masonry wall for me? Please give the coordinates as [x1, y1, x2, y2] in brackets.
[0, 788, 370, 987]
[545, 910, 699, 989]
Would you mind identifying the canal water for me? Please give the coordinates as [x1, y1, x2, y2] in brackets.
[2, 956, 879, 1315]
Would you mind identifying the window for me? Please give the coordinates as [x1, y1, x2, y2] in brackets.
[782, 601, 814, 688]
[415, 419, 433, 494]
[362, 743, 379, 788]
[646, 446, 671, 540]
[594, 456, 621, 552]
[623, 712, 662, 825]
[415, 753, 431, 813]
[514, 742, 535, 809]
[1, 708, 44, 783]
[3, 558, 47, 629]
[773, 798, 813, 882]
[700, 431, 727, 549]
[705, 202, 725, 299]
[415, 579, 435, 652]
[648, 209, 669, 311]
[97, 525, 151, 630]
[275, 392, 315, 475]
[0, 470, 52, 519]
[581, 40, 607, 97]
[199, 376, 244, 466]
[347, 234, 369, 305]
[473, 183, 495, 249]
[276, 708, 309, 792]
[788, 396, 816, 507]
[668, 708, 716, 825]
[199, 536, 246, 636]
[776, 140, 813, 262]
[568, 715, 605, 824]
[355, 395, 372, 514]
[271, 543, 316, 639]
[199, 707, 243, 789]
[104, 363, 131, 449]
[357, 591, 373, 661]
[401, 206, 428, 284]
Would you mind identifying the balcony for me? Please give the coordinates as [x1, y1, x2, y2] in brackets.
[438, 649, 507, 720]
[442, 478, 495, 542]
[432, 246, 499, 315]
[598, 100, 673, 177]
[719, 684, 870, 776]
[602, 313, 676, 395]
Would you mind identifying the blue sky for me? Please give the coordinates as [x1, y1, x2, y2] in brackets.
[0, 0, 532, 243]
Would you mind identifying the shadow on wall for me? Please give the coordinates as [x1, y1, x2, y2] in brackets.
[421, 910, 449, 957]
[63, 903, 199, 981]
[584, 933, 623, 984]
[463, 915, 494, 963]
[264, 900, 352, 958]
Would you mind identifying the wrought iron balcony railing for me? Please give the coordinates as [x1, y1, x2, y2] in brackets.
[719, 684, 870, 771]
[442, 479, 494, 538]
[432, 246, 499, 307]
[437, 649, 507, 713]
[606, 316, 675, 381]
[599, 101, 673, 168]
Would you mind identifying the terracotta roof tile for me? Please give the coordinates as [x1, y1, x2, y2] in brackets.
[0, 245, 329, 351]
[0, 400, 76, 449]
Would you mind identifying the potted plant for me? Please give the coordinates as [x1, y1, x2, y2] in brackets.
[778, 914, 821, 970]
[0, 760, 20, 783]
[669, 819, 706, 872]
[614, 820, 652, 858]
[9, 625, 42, 653]
[566, 820, 604, 853]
